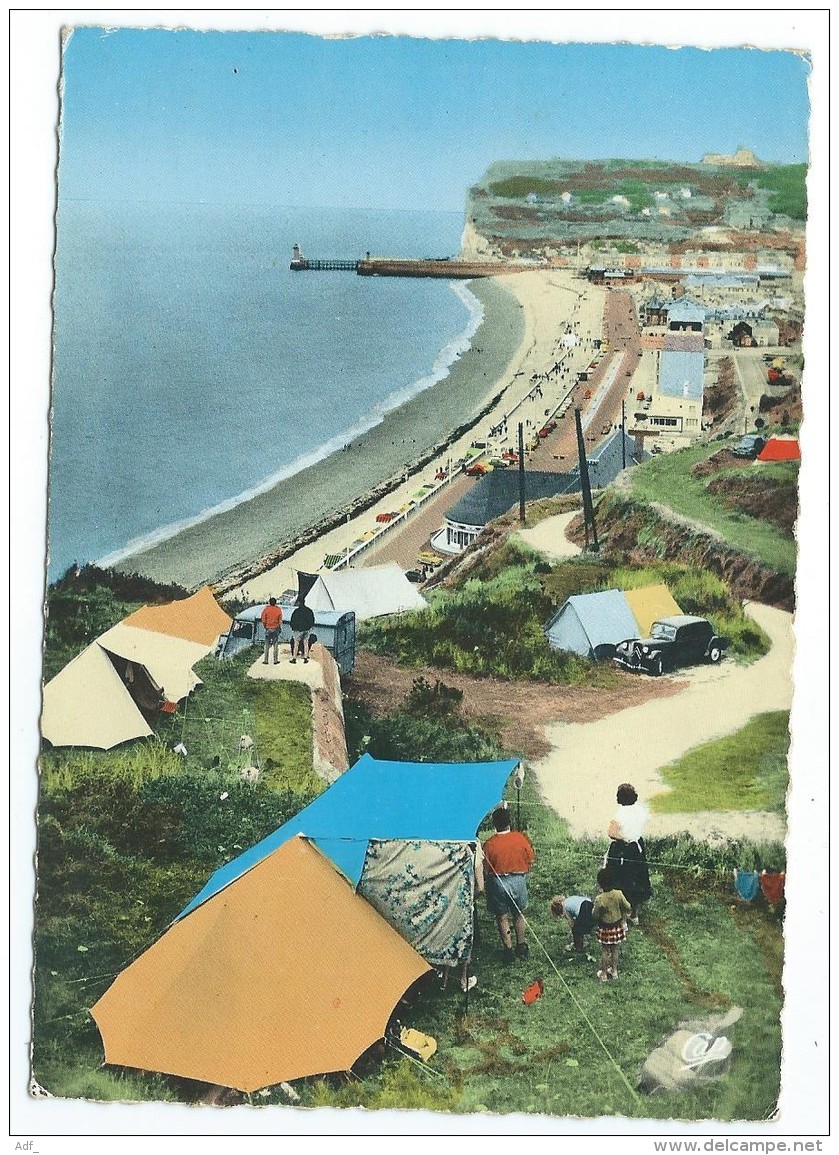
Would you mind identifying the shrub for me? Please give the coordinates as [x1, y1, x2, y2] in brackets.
[343, 698, 507, 765]
[362, 555, 620, 687]
[405, 676, 464, 718]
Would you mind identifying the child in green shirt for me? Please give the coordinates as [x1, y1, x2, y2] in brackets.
[592, 867, 631, 982]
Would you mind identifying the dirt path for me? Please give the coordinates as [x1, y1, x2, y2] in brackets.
[531, 602, 792, 844]
[514, 511, 582, 561]
[345, 652, 684, 761]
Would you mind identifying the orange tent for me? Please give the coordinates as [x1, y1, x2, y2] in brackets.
[122, 586, 231, 648]
[91, 837, 431, 1092]
[757, 437, 800, 463]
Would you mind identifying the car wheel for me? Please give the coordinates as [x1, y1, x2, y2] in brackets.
[708, 644, 722, 663]
[651, 656, 664, 677]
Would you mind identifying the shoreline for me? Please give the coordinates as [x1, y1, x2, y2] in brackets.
[98, 280, 484, 572]
[113, 277, 528, 590]
[238, 269, 606, 603]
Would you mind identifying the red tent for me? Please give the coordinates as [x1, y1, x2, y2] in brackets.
[757, 437, 800, 462]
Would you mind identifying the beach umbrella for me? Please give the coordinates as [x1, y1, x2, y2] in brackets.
[91, 837, 431, 1092]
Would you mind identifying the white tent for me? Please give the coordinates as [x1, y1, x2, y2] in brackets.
[97, 623, 208, 704]
[302, 563, 427, 622]
[41, 643, 154, 750]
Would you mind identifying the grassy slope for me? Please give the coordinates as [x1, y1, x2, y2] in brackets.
[34, 650, 322, 1098]
[627, 441, 797, 576]
[35, 573, 786, 1118]
[652, 712, 790, 814]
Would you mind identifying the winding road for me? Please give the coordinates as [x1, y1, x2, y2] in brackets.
[531, 601, 793, 845]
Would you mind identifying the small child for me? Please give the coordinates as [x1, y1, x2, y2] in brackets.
[550, 893, 595, 952]
[592, 867, 631, 982]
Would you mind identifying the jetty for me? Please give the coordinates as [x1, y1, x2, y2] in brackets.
[290, 244, 531, 278]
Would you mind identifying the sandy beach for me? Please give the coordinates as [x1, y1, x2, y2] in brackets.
[115, 269, 606, 595]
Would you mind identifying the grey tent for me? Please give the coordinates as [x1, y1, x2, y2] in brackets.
[544, 588, 640, 660]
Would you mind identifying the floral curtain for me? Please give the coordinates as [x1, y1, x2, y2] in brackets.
[358, 839, 476, 967]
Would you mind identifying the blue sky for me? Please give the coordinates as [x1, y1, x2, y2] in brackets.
[60, 28, 811, 210]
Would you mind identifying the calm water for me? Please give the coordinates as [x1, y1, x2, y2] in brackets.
[48, 201, 476, 581]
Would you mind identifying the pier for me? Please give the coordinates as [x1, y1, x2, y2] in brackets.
[290, 244, 531, 279]
[290, 257, 360, 271]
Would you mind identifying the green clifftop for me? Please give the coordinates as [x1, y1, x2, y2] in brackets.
[465, 158, 806, 256]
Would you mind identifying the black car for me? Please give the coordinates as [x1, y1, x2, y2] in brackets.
[614, 615, 728, 676]
[732, 434, 766, 458]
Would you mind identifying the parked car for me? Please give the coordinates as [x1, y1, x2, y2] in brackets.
[613, 615, 728, 676]
[733, 434, 767, 458]
[405, 569, 425, 583]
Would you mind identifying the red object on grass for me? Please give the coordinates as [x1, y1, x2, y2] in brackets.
[757, 438, 800, 462]
[159, 700, 178, 714]
[522, 979, 544, 1005]
[759, 872, 786, 904]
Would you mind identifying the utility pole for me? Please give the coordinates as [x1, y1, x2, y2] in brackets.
[518, 422, 526, 524]
[621, 399, 626, 470]
[575, 407, 598, 551]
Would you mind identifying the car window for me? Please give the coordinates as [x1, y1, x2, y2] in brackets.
[651, 622, 677, 641]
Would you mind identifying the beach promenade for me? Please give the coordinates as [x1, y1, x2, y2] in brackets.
[236, 270, 606, 602]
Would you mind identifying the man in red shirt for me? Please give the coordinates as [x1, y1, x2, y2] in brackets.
[260, 598, 284, 665]
[483, 806, 536, 962]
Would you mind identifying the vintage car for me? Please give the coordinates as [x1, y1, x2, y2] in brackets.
[613, 615, 728, 676]
[732, 434, 767, 458]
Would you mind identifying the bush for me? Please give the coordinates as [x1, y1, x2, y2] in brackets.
[405, 676, 464, 718]
[361, 552, 620, 687]
[345, 704, 506, 765]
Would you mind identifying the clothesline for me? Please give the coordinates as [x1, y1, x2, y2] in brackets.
[308, 834, 783, 879]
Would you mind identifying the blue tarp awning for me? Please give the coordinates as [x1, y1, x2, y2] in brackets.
[177, 754, 520, 920]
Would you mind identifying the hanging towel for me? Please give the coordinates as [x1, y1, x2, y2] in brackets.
[760, 872, 786, 905]
[733, 869, 760, 902]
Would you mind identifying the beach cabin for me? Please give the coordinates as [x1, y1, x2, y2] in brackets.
[217, 604, 356, 675]
[544, 589, 639, 660]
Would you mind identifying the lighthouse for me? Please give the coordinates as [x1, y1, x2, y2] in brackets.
[290, 243, 307, 270]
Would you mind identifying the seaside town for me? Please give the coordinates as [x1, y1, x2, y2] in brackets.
[39, 140, 805, 1121]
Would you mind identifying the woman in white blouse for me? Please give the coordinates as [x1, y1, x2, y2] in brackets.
[605, 782, 653, 924]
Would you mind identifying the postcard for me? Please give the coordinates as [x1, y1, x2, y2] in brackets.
[10, 9, 829, 1147]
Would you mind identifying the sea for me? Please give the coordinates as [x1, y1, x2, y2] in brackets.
[48, 201, 479, 583]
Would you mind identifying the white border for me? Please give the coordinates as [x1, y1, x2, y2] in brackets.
[9, 9, 830, 1146]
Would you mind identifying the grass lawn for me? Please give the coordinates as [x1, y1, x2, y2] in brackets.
[628, 441, 797, 577]
[155, 651, 322, 798]
[651, 712, 790, 815]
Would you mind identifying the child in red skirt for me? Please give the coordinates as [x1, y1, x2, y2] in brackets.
[592, 867, 631, 982]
